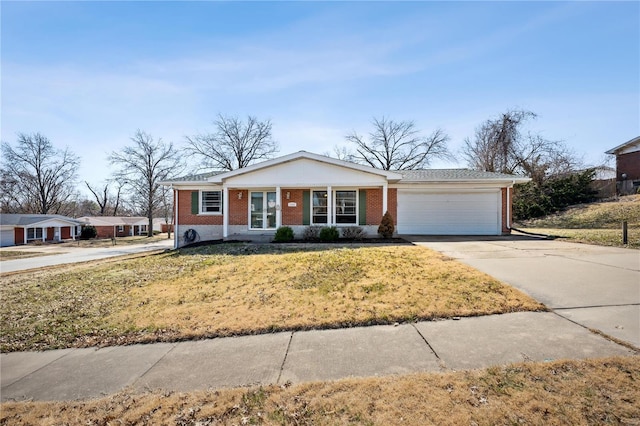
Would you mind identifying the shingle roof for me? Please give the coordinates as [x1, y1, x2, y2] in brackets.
[168, 171, 225, 182]
[399, 169, 528, 182]
[0, 214, 82, 227]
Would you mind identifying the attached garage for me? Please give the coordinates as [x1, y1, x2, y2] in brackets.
[397, 189, 501, 235]
[0, 227, 15, 247]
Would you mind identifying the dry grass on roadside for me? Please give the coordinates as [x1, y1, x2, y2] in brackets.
[521, 227, 640, 249]
[2, 356, 638, 425]
[0, 250, 54, 261]
[0, 244, 544, 352]
[72, 233, 170, 248]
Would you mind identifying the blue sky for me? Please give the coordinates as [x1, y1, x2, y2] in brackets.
[2, 1, 638, 191]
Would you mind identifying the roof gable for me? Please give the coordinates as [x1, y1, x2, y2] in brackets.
[210, 151, 403, 184]
[606, 136, 640, 155]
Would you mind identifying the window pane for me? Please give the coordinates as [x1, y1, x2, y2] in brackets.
[335, 191, 357, 224]
[202, 191, 222, 212]
[312, 191, 327, 224]
[250, 192, 264, 229]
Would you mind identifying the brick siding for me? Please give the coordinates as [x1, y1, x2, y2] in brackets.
[617, 151, 640, 181]
[282, 189, 304, 225]
[177, 190, 223, 226]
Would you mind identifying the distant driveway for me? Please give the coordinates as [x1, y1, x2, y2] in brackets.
[408, 235, 640, 348]
[0, 239, 173, 274]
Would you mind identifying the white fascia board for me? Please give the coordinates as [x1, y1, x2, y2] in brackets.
[209, 151, 403, 183]
[605, 136, 640, 155]
[391, 179, 529, 189]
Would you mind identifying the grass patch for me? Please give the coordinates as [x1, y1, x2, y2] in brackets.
[73, 233, 170, 247]
[0, 250, 56, 261]
[0, 243, 544, 352]
[2, 356, 638, 425]
[517, 195, 639, 248]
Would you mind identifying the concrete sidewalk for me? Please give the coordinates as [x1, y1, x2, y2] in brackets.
[1, 312, 635, 402]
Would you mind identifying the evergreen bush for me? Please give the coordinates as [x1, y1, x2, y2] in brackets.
[80, 225, 97, 239]
[273, 226, 294, 242]
[378, 211, 395, 238]
[319, 226, 339, 242]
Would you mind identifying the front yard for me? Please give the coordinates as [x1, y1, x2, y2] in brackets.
[0, 243, 544, 352]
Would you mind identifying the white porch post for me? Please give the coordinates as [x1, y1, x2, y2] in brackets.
[55, 226, 60, 241]
[41, 227, 45, 242]
[382, 183, 388, 216]
[275, 186, 282, 228]
[223, 186, 229, 238]
[327, 186, 333, 226]
[71, 225, 76, 240]
[23, 228, 27, 244]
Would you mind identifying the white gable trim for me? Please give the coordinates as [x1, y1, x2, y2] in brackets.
[208, 151, 403, 183]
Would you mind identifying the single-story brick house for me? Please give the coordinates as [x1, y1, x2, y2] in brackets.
[162, 151, 530, 248]
[606, 136, 640, 195]
[0, 214, 82, 247]
[77, 216, 164, 238]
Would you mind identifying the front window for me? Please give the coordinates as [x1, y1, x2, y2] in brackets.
[312, 191, 328, 224]
[27, 228, 43, 240]
[335, 191, 357, 224]
[118, 225, 124, 232]
[202, 191, 222, 213]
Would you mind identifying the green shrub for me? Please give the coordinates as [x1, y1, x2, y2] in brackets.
[341, 226, 366, 240]
[273, 226, 294, 242]
[80, 225, 97, 239]
[302, 226, 323, 241]
[319, 226, 339, 242]
[378, 211, 395, 238]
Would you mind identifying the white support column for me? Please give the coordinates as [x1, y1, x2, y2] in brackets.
[71, 225, 76, 240]
[223, 186, 229, 238]
[382, 183, 388, 216]
[24, 228, 27, 244]
[275, 186, 282, 229]
[41, 227, 45, 242]
[327, 186, 333, 226]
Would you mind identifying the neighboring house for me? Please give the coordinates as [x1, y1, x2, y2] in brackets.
[590, 166, 617, 199]
[77, 216, 158, 238]
[0, 214, 82, 247]
[161, 151, 530, 248]
[606, 136, 640, 195]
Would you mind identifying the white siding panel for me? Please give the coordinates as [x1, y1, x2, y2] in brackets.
[397, 190, 500, 235]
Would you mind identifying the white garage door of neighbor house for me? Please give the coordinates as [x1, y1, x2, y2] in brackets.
[397, 190, 501, 235]
[1, 229, 15, 247]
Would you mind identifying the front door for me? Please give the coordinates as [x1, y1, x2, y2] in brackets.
[250, 191, 277, 229]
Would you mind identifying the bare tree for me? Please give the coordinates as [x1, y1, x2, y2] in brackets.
[109, 130, 182, 237]
[323, 145, 355, 162]
[185, 114, 278, 171]
[462, 110, 581, 183]
[346, 117, 451, 170]
[0, 133, 79, 214]
[85, 181, 125, 216]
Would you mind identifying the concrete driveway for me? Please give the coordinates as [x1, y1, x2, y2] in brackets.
[0, 239, 173, 274]
[408, 235, 640, 348]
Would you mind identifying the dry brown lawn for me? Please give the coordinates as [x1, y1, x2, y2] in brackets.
[0, 250, 54, 260]
[2, 356, 638, 425]
[0, 243, 544, 352]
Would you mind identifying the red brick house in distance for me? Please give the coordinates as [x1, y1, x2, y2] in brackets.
[606, 136, 640, 195]
[162, 151, 530, 248]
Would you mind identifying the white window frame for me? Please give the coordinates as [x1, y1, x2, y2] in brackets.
[117, 225, 124, 232]
[27, 228, 43, 241]
[311, 190, 328, 225]
[334, 190, 358, 225]
[200, 190, 223, 215]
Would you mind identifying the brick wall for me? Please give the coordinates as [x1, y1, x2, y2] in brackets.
[282, 189, 304, 226]
[617, 151, 640, 181]
[364, 188, 397, 225]
[388, 188, 398, 225]
[14, 228, 23, 244]
[228, 190, 248, 225]
[177, 190, 223, 226]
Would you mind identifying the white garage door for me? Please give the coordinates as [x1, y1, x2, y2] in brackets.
[1, 228, 15, 247]
[397, 190, 501, 235]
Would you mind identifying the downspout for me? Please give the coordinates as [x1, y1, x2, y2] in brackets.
[173, 186, 178, 249]
[507, 180, 515, 232]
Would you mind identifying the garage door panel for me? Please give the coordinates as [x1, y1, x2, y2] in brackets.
[397, 191, 500, 235]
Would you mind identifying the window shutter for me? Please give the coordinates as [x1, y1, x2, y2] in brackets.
[358, 190, 367, 225]
[302, 191, 310, 225]
[191, 191, 199, 214]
